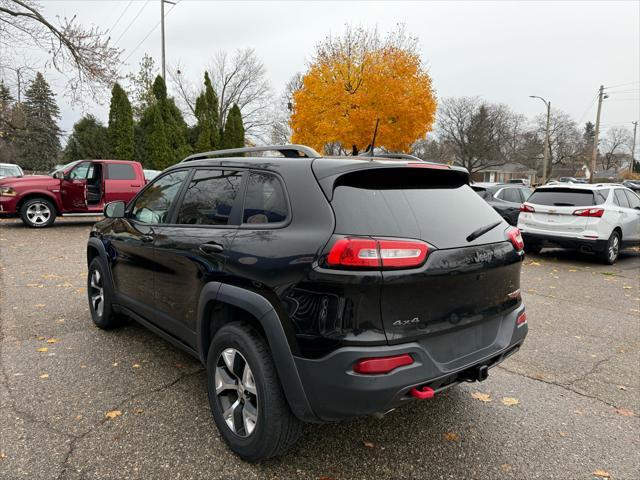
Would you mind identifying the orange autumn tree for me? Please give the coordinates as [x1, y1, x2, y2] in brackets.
[290, 27, 437, 154]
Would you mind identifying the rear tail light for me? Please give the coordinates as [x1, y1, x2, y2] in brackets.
[327, 238, 429, 269]
[516, 311, 527, 327]
[520, 204, 535, 213]
[506, 227, 524, 252]
[572, 208, 604, 217]
[353, 354, 414, 374]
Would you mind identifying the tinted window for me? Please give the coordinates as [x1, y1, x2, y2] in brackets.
[624, 190, 640, 209]
[131, 170, 188, 224]
[596, 189, 609, 204]
[500, 188, 522, 203]
[521, 188, 533, 200]
[176, 170, 242, 225]
[331, 168, 502, 249]
[107, 164, 136, 180]
[527, 188, 595, 206]
[0, 165, 22, 177]
[614, 189, 630, 208]
[243, 172, 288, 224]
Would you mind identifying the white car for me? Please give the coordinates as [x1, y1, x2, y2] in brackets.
[518, 183, 640, 264]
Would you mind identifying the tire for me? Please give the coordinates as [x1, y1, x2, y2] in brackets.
[87, 257, 122, 329]
[524, 242, 542, 255]
[20, 197, 57, 228]
[206, 322, 303, 462]
[600, 231, 621, 265]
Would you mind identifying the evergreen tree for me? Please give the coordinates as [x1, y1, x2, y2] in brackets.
[108, 83, 134, 159]
[138, 75, 190, 169]
[127, 54, 158, 120]
[15, 73, 61, 171]
[221, 104, 245, 154]
[64, 114, 109, 161]
[193, 72, 220, 152]
[0, 81, 16, 163]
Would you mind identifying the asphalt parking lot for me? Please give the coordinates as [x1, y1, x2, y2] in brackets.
[1, 217, 639, 480]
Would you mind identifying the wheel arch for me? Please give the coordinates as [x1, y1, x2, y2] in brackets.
[197, 282, 318, 422]
[17, 191, 62, 215]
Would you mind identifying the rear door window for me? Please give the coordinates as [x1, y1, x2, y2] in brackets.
[107, 164, 136, 180]
[624, 190, 640, 209]
[527, 188, 595, 207]
[242, 172, 288, 224]
[595, 189, 609, 204]
[176, 169, 242, 225]
[614, 189, 631, 208]
[330, 167, 502, 248]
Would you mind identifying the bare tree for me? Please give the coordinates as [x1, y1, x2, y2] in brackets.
[0, 0, 121, 103]
[169, 48, 274, 143]
[269, 72, 302, 144]
[599, 127, 632, 171]
[435, 97, 519, 173]
[534, 109, 582, 168]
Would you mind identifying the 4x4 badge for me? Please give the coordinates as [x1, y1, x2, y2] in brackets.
[393, 317, 420, 326]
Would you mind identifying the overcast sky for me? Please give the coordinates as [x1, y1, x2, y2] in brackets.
[16, 0, 640, 140]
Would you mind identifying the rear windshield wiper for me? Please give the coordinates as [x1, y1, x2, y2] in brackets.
[466, 220, 502, 243]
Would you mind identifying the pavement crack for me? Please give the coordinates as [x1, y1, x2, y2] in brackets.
[55, 367, 204, 480]
[523, 289, 638, 316]
[497, 364, 622, 410]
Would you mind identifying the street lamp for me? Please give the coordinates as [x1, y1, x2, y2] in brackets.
[530, 95, 551, 184]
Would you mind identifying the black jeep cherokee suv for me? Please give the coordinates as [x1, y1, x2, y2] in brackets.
[86, 145, 528, 461]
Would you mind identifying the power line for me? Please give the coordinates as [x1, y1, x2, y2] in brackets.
[123, 0, 181, 64]
[604, 81, 639, 90]
[106, 0, 134, 36]
[576, 91, 599, 125]
[114, 0, 151, 46]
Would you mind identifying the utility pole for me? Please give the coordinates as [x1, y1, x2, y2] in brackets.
[590, 85, 606, 183]
[529, 95, 551, 184]
[160, 0, 176, 79]
[631, 121, 638, 175]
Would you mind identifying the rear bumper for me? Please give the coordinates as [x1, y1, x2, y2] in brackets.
[522, 232, 608, 252]
[293, 306, 527, 421]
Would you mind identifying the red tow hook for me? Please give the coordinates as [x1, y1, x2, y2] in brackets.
[409, 386, 435, 399]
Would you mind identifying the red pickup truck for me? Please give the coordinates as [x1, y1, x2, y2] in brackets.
[0, 159, 146, 227]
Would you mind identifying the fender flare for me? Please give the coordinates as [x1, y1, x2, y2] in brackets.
[197, 282, 318, 422]
[86, 237, 116, 298]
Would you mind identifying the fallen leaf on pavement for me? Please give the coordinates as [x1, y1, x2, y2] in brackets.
[471, 392, 492, 402]
[34, 304, 45, 308]
[500, 463, 512, 473]
[592, 469, 610, 478]
[105, 410, 122, 419]
[133, 408, 144, 414]
[74, 415, 82, 421]
[568, 268, 577, 272]
[132, 364, 141, 369]
[46, 338, 58, 344]
[528, 261, 541, 266]
[617, 385, 627, 391]
[36, 347, 48, 353]
[362, 441, 375, 449]
[558, 431, 568, 437]
[614, 408, 635, 417]
[622, 285, 632, 289]
[0, 451, 5, 460]
[36, 336, 45, 341]
[443, 432, 460, 442]
[39, 373, 49, 379]
[501, 397, 519, 406]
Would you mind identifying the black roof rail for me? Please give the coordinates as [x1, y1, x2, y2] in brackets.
[181, 144, 321, 162]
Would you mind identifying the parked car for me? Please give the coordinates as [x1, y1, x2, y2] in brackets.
[0, 159, 145, 227]
[143, 169, 161, 182]
[558, 177, 578, 183]
[87, 145, 528, 461]
[471, 182, 533, 225]
[508, 178, 531, 187]
[622, 179, 640, 192]
[518, 183, 640, 264]
[0, 163, 24, 179]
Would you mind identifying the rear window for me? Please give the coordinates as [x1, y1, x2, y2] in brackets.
[107, 163, 136, 180]
[527, 188, 595, 207]
[242, 172, 288, 224]
[330, 168, 503, 249]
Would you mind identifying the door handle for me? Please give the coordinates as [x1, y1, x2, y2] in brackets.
[141, 234, 154, 243]
[199, 243, 224, 254]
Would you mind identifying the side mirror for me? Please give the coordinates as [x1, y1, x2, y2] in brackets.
[53, 171, 64, 180]
[104, 200, 126, 219]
